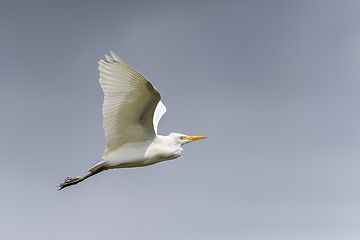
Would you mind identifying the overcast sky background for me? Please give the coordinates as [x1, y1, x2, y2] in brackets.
[1, 0, 360, 239]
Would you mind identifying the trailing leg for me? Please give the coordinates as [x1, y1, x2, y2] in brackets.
[58, 168, 104, 190]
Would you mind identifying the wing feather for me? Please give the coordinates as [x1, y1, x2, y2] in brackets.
[153, 101, 167, 135]
[99, 51, 163, 158]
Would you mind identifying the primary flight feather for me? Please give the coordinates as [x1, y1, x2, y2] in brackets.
[59, 51, 206, 190]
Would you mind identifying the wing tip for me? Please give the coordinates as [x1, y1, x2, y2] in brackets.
[99, 50, 124, 65]
[105, 54, 114, 62]
[110, 51, 123, 63]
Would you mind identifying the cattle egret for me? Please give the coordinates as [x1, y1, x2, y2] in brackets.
[58, 51, 206, 190]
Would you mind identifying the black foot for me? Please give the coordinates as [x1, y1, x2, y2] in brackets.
[58, 177, 83, 190]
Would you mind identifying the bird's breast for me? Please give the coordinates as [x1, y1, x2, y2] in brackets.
[144, 142, 183, 162]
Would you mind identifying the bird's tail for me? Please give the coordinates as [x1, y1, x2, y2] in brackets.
[58, 167, 104, 191]
[88, 160, 107, 172]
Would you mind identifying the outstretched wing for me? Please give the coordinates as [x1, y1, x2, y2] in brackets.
[99, 51, 162, 158]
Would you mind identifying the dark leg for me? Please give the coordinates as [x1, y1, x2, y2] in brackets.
[58, 168, 104, 190]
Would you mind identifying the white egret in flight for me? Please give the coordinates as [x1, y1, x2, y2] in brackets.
[59, 51, 206, 190]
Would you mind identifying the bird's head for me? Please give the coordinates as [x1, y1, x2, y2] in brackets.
[169, 133, 207, 146]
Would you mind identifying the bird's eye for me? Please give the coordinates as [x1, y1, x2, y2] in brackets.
[180, 136, 186, 140]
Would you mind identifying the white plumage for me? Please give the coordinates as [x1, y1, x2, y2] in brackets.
[59, 51, 206, 190]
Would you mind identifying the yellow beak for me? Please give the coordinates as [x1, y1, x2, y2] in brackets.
[183, 136, 207, 141]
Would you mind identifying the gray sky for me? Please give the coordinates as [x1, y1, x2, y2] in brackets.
[1, 0, 360, 239]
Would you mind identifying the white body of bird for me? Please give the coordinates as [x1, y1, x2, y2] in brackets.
[58, 51, 206, 190]
[101, 134, 184, 170]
